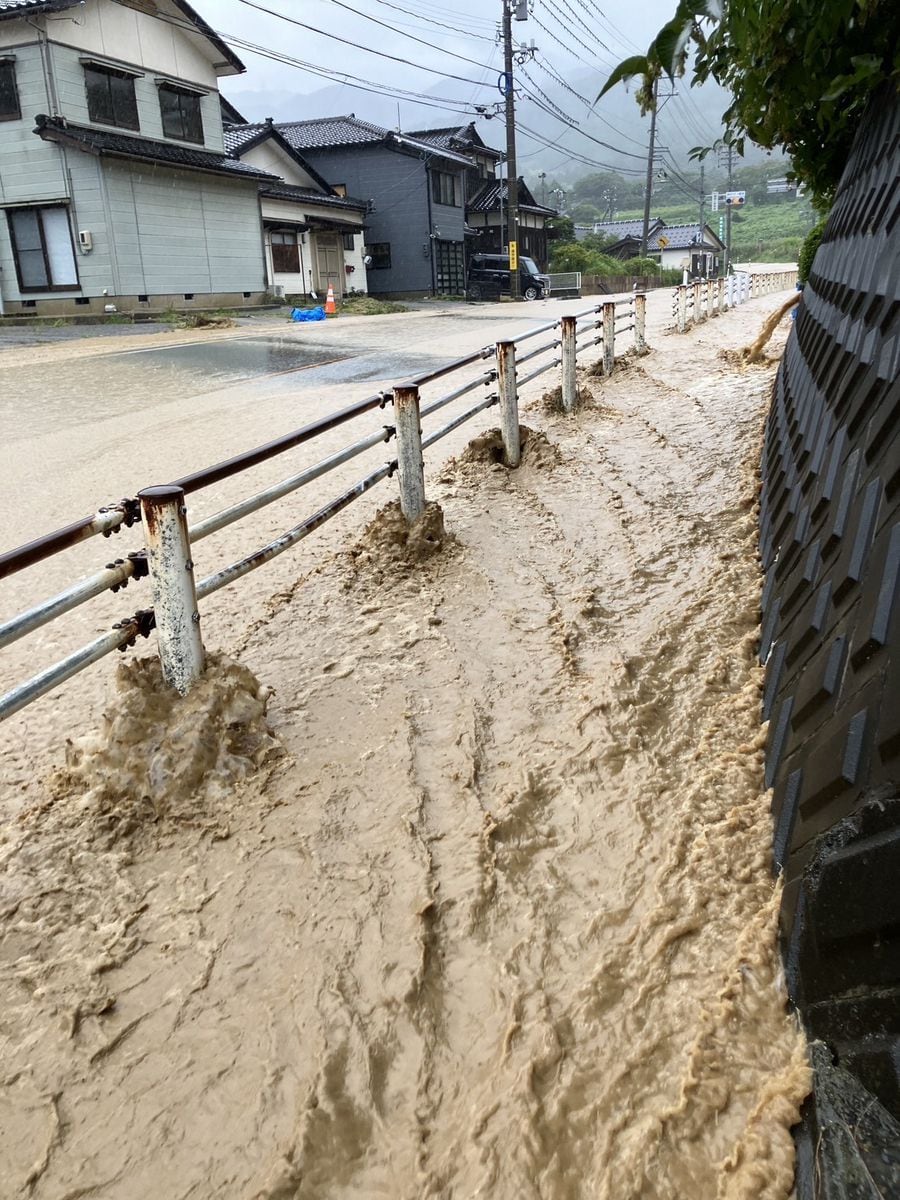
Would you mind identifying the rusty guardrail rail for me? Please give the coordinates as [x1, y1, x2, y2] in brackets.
[0, 291, 646, 718]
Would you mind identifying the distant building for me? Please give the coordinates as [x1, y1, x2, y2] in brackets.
[574, 217, 666, 244]
[225, 119, 368, 300]
[258, 115, 473, 298]
[586, 220, 725, 276]
[464, 176, 556, 269]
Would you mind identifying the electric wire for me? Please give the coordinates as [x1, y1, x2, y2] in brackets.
[370, 0, 496, 42]
[235, 0, 495, 88]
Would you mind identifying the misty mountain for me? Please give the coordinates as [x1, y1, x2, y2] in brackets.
[223, 64, 773, 183]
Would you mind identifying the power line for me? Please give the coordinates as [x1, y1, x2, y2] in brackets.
[517, 119, 645, 175]
[235, 0, 494, 88]
[542, 0, 609, 62]
[370, 0, 495, 42]
[531, 13, 613, 73]
[518, 69, 646, 160]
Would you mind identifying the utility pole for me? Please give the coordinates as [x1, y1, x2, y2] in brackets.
[640, 78, 659, 256]
[502, 0, 520, 298]
[698, 162, 705, 275]
[718, 142, 735, 272]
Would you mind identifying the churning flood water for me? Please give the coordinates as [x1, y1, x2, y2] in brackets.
[0, 297, 810, 1198]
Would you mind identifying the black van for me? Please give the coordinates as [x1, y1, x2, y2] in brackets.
[466, 253, 549, 301]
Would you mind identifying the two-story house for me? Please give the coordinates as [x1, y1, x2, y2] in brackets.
[224, 118, 369, 302]
[257, 115, 472, 299]
[0, 0, 277, 316]
[409, 123, 556, 270]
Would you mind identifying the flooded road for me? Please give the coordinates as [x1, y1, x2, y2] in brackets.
[0, 293, 809, 1198]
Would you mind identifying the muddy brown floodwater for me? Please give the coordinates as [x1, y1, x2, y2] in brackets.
[0, 296, 810, 1198]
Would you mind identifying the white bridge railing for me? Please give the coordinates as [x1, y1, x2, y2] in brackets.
[0, 294, 647, 718]
[671, 269, 798, 332]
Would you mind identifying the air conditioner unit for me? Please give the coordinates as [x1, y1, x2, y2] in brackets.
[273, 284, 285, 299]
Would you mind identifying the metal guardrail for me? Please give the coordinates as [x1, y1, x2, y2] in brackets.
[0, 295, 646, 720]
[670, 269, 798, 333]
[545, 271, 582, 298]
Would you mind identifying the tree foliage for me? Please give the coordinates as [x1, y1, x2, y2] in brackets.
[599, 1, 899, 204]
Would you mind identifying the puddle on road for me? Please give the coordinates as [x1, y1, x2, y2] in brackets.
[0, 336, 351, 442]
[114, 334, 346, 382]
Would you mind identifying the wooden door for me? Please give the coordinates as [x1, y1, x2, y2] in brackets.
[315, 235, 343, 299]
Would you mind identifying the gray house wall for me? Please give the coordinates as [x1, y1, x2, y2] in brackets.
[0, 32, 266, 313]
[298, 142, 466, 297]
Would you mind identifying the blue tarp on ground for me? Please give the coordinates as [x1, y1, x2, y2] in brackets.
[290, 306, 326, 322]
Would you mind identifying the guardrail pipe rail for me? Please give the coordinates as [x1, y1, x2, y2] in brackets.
[393, 384, 427, 521]
[496, 340, 521, 466]
[139, 485, 205, 694]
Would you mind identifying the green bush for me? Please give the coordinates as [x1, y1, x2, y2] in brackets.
[620, 256, 661, 274]
[798, 218, 827, 282]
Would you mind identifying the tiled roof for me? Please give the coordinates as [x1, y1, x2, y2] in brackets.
[275, 116, 472, 165]
[277, 116, 388, 150]
[648, 223, 723, 250]
[223, 122, 268, 154]
[33, 117, 277, 180]
[0, 0, 81, 14]
[260, 182, 367, 212]
[467, 178, 556, 216]
[587, 217, 665, 240]
[408, 123, 504, 160]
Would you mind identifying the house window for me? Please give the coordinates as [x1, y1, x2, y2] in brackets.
[0, 59, 20, 121]
[434, 240, 465, 295]
[271, 230, 301, 273]
[432, 170, 461, 207]
[159, 84, 203, 143]
[6, 206, 79, 292]
[368, 243, 391, 270]
[84, 65, 139, 131]
[342, 232, 355, 251]
[332, 184, 347, 197]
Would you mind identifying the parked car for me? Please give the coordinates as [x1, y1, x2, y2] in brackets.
[467, 253, 549, 301]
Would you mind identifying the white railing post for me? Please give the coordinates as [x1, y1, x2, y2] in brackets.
[602, 301, 615, 374]
[717, 276, 725, 313]
[393, 384, 427, 521]
[692, 280, 703, 324]
[677, 285, 688, 332]
[560, 315, 578, 413]
[634, 292, 647, 351]
[496, 340, 521, 466]
[139, 485, 205, 695]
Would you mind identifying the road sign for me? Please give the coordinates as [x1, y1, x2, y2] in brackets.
[711, 191, 719, 212]
[725, 190, 746, 206]
[657, 235, 669, 249]
[508, 240, 518, 271]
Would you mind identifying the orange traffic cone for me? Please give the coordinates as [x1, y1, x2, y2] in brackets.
[325, 284, 336, 315]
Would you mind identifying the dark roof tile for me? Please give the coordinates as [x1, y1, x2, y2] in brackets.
[34, 117, 276, 180]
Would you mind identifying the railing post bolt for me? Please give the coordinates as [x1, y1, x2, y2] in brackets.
[496, 340, 521, 467]
[560, 315, 578, 413]
[392, 384, 427, 521]
[138, 484, 205, 695]
[634, 292, 647, 351]
[602, 300, 615, 374]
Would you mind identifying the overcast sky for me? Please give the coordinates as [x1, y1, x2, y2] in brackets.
[192, 0, 678, 103]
